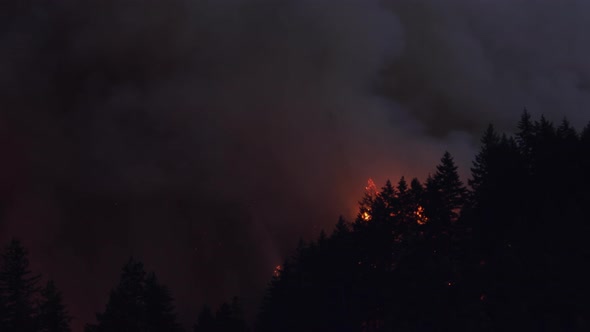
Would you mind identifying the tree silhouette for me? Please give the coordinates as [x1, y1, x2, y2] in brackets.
[194, 305, 215, 332]
[37, 280, 72, 332]
[144, 272, 182, 332]
[195, 298, 248, 332]
[255, 111, 590, 331]
[0, 239, 40, 332]
[431, 151, 466, 224]
[86, 258, 181, 332]
[469, 124, 500, 197]
[1, 111, 588, 332]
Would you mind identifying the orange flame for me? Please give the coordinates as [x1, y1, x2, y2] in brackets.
[415, 205, 428, 225]
[361, 211, 371, 222]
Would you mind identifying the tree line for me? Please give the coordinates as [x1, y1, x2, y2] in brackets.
[2, 111, 589, 331]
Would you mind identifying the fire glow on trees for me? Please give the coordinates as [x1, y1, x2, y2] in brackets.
[360, 178, 378, 222]
[359, 178, 429, 225]
[361, 211, 372, 222]
[414, 205, 428, 225]
[365, 178, 377, 196]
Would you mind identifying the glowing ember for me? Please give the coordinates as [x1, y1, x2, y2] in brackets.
[273, 265, 282, 278]
[361, 211, 371, 222]
[414, 205, 428, 225]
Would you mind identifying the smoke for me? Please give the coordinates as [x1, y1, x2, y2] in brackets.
[382, 0, 590, 135]
[0, 0, 588, 329]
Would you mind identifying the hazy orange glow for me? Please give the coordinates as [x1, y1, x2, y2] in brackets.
[414, 205, 428, 225]
[359, 178, 377, 222]
[365, 178, 377, 196]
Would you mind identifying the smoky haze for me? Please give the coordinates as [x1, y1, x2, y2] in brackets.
[0, 0, 588, 330]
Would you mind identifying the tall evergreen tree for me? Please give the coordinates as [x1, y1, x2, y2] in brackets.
[332, 216, 349, 238]
[428, 152, 466, 224]
[0, 239, 40, 332]
[556, 118, 577, 141]
[371, 180, 396, 222]
[144, 273, 182, 332]
[37, 280, 71, 332]
[87, 258, 146, 332]
[86, 258, 181, 332]
[409, 177, 424, 208]
[469, 124, 500, 195]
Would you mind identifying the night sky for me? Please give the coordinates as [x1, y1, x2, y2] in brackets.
[1, 0, 589, 330]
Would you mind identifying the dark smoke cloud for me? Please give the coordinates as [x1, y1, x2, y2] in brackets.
[383, 0, 590, 135]
[0, 0, 588, 330]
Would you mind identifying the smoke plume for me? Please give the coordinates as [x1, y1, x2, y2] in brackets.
[1, 0, 588, 329]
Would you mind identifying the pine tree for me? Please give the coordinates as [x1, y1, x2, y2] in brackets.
[0, 239, 40, 332]
[88, 258, 146, 332]
[144, 273, 182, 332]
[469, 124, 500, 195]
[371, 180, 396, 222]
[332, 216, 349, 238]
[556, 118, 577, 142]
[194, 305, 215, 332]
[429, 152, 466, 224]
[409, 178, 424, 208]
[516, 109, 534, 153]
[87, 258, 183, 332]
[37, 280, 72, 332]
[397, 176, 408, 197]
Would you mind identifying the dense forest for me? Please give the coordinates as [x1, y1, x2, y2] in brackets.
[2, 111, 589, 331]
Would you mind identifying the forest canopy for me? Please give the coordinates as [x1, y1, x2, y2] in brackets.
[2, 112, 589, 331]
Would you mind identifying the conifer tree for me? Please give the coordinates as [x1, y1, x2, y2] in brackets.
[144, 273, 182, 332]
[429, 152, 466, 224]
[332, 216, 349, 238]
[469, 124, 500, 195]
[409, 178, 424, 208]
[0, 239, 40, 332]
[88, 258, 146, 332]
[396, 176, 408, 200]
[516, 109, 534, 154]
[371, 180, 396, 222]
[87, 258, 181, 332]
[37, 280, 72, 332]
[556, 118, 577, 141]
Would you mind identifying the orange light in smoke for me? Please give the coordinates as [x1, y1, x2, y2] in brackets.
[365, 178, 377, 196]
[361, 211, 371, 222]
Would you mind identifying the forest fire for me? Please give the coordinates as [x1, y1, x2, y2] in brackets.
[358, 178, 377, 222]
[361, 211, 371, 222]
[358, 177, 431, 226]
[415, 205, 428, 225]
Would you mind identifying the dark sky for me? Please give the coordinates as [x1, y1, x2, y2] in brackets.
[1, 0, 589, 330]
